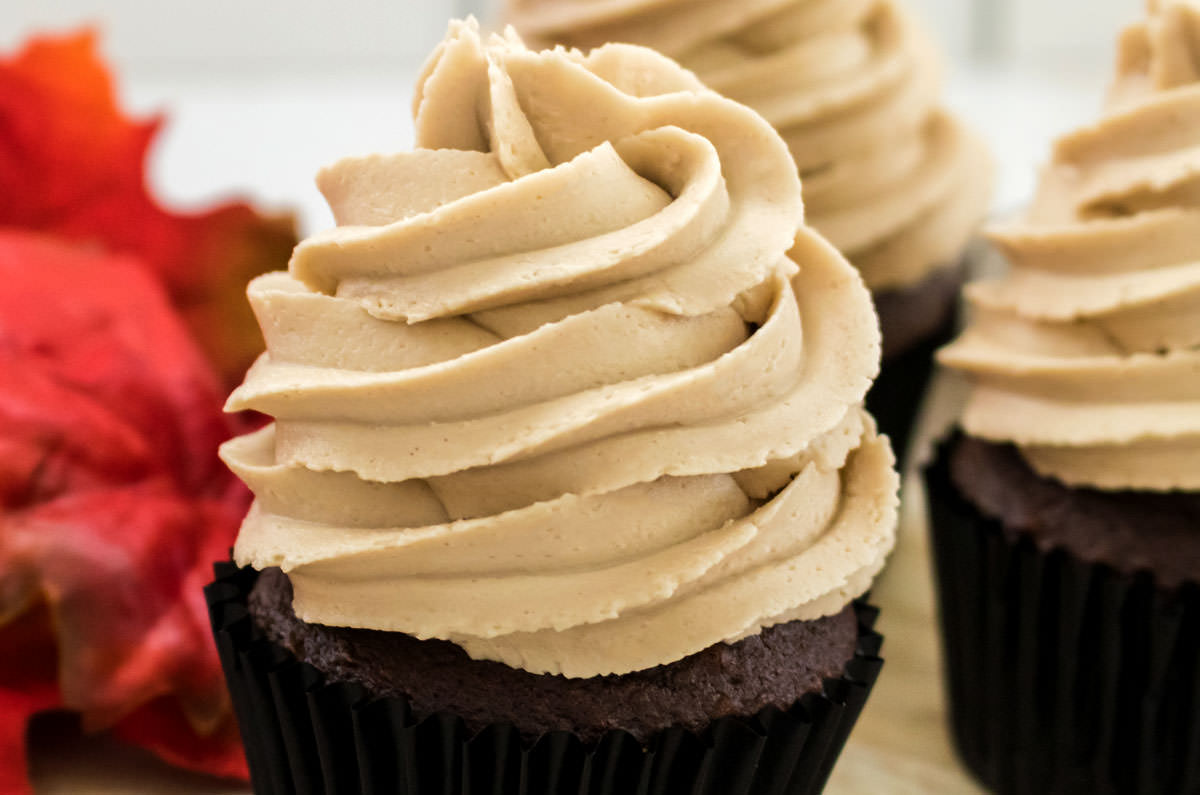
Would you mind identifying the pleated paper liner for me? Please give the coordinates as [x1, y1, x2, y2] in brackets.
[924, 434, 1200, 795]
[866, 259, 966, 469]
[866, 308, 955, 469]
[205, 563, 884, 795]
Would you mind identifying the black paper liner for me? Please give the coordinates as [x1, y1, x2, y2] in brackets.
[924, 436, 1200, 795]
[206, 564, 883, 795]
[867, 273, 963, 470]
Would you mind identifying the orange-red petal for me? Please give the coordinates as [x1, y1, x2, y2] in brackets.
[0, 31, 296, 387]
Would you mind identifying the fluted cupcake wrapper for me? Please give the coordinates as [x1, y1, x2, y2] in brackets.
[867, 314, 953, 468]
[924, 437, 1200, 795]
[866, 261, 966, 468]
[205, 563, 883, 795]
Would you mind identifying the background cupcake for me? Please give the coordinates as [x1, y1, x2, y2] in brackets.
[507, 0, 994, 463]
[929, 1, 1200, 792]
[209, 18, 899, 794]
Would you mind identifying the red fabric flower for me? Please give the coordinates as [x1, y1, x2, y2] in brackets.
[0, 30, 296, 388]
[0, 28, 297, 794]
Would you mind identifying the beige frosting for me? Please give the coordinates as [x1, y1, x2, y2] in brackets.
[507, 0, 993, 291]
[940, 0, 1200, 492]
[221, 20, 898, 677]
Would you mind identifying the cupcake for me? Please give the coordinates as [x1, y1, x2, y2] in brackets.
[929, 2, 1200, 792]
[507, 0, 994, 463]
[206, 18, 899, 795]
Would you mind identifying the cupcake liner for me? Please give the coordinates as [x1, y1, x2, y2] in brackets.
[867, 267, 964, 469]
[924, 436, 1200, 795]
[866, 307, 956, 468]
[205, 563, 884, 795]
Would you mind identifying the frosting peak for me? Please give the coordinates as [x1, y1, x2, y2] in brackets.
[222, 20, 897, 677]
[941, 0, 1200, 492]
[507, 0, 993, 291]
[1112, 0, 1200, 104]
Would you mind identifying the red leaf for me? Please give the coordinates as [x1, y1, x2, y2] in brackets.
[0, 232, 249, 783]
[0, 603, 61, 795]
[113, 696, 248, 782]
[0, 30, 296, 387]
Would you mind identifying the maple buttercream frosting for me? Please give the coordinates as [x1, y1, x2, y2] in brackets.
[508, 0, 992, 292]
[940, 0, 1200, 491]
[220, 20, 898, 678]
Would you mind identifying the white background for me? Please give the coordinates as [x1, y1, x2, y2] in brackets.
[0, 0, 1142, 70]
[0, 0, 1147, 232]
[908, 0, 1142, 62]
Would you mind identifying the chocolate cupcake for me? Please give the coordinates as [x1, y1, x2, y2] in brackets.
[929, 3, 1200, 792]
[208, 566, 885, 794]
[507, 0, 995, 463]
[210, 18, 898, 794]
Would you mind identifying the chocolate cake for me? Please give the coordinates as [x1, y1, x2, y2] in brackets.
[249, 567, 860, 744]
[947, 433, 1200, 590]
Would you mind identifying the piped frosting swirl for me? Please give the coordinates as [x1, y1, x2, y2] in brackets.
[507, 0, 993, 291]
[221, 20, 898, 677]
[940, 0, 1200, 492]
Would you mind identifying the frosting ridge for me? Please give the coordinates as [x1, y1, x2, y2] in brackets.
[507, 0, 993, 290]
[941, 0, 1200, 491]
[222, 20, 898, 677]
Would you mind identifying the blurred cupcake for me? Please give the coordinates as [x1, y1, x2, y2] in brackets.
[508, 0, 994, 463]
[929, 2, 1200, 792]
[207, 18, 899, 794]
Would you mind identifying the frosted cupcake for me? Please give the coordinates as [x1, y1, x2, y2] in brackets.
[507, 0, 994, 462]
[928, 2, 1200, 792]
[207, 19, 899, 794]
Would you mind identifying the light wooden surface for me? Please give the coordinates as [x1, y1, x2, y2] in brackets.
[825, 372, 983, 794]
[31, 376, 983, 795]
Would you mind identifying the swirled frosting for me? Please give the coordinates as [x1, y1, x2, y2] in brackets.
[221, 19, 898, 677]
[507, 0, 993, 291]
[940, 0, 1200, 492]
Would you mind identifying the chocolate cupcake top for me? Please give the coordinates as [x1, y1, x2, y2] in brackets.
[220, 19, 898, 678]
[507, 0, 993, 292]
[941, 0, 1200, 491]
